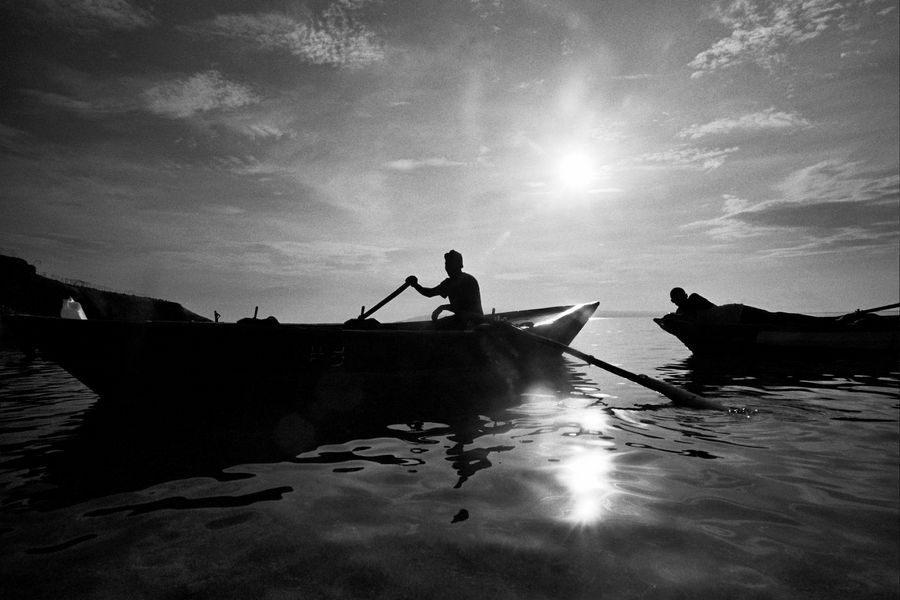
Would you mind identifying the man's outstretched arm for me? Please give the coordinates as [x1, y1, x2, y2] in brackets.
[406, 275, 442, 298]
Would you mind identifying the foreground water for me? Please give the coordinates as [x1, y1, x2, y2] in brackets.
[1, 316, 898, 599]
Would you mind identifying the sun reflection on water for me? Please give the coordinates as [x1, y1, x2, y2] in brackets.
[557, 440, 618, 525]
[517, 389, 622, 527]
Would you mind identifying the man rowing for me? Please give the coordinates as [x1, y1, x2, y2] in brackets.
[406, 250, 483, 328]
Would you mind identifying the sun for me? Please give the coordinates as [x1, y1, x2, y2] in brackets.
[557, 152, 594, 191]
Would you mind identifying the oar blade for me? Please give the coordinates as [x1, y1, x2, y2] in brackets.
[635, 375, 724, 410]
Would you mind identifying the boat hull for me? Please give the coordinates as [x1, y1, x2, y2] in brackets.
[6, 302, 598, 404]
[654, 303, 900, 356]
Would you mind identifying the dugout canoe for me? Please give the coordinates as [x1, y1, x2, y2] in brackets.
[654, 303, 900, 356]
[5, 302, 599, 403]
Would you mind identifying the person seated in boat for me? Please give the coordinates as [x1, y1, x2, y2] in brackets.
[406, 250, 484, 328]
[669, 287, 716, 318]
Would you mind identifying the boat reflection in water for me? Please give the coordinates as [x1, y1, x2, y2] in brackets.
[8, 348, 639, 534]
[653, 351, 900, 402]
[3, 301, 613, 513]
[15, 351, 592, 512]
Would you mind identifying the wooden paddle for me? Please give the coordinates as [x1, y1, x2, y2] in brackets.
[358, 282, 411, 320]
[367, 281, 721, 409]
[842, 302, 900, 317]
[492, 319, 724, 410]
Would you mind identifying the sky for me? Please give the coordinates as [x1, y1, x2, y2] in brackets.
[1, 0, 898, 323]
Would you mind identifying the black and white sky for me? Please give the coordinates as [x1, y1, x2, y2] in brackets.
[1, 0, 898, 321]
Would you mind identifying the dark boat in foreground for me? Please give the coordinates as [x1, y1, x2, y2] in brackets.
[654, 302, 900, 356]
[5, 302, 598, 404]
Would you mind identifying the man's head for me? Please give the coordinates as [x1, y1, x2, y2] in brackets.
[669, 287, 687, 306]
[444, 249, 463, 275]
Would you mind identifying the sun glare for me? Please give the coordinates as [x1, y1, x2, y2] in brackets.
[557, 152, 593, 190]
[559, 447, 616, 525]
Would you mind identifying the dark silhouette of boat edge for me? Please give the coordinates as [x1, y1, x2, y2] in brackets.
[654, 302, 900, 357]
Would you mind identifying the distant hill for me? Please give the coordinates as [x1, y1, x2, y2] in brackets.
[0, 254, 208, 322]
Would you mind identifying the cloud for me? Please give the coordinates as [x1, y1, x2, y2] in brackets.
[184, 5, 383, 68]
[736, 201, 896, 234]
[210, 155, 284, 177]
[11, 64, 140, 117]
[678, 108, 811, 139]
[686, 161, 899, 255]
[204, 240, 400, 278]
[470, 0, 506, 21]
[688, 0, 874, 77]
[777, 159, 899, 204]
[210, 109, 296, 140]
[610, 73, 654, 81]
[206, 205, 247, 217]
[21, 64, 289, 139]
[23, 88, 136, 116]
[240, 124, 289, 140]
[494, 272, 537, 282]
[476, 146, 493, 167]
[384, 158, 468, 171]
[758, 225, 898, 258]
[637, 145, 740, 171]
[0, 123, 29, 152]
[33, 0, 156, 32]
[143, 71, 260, 119]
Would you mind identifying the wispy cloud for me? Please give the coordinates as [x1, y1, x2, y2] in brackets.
[143, 71, 260, 119]
[202, 240, 400, 278]
[206, 107, 297, 141]
[33, 0, 156, 32]
[240, 124, 289, 140]
[205, 205, 246, 217]
[210, 155, 284, 177]
[494, 272, 537, 282]
[0, 123, 29, 152]
[678, 108, 811, 139]
[610, 73, 654, 81]
[636, 145, 740, 171]
[776, 159, 899, 205]
[686, 160, 900, 256]
[12, 64, 139, 117]
[688, 0, 883, 77]
[758, 226, 898, 258]
[384, 158, 468, 171]
[470, 0, 506, 21]
[23, 88, 136, 116]
[184, 5, 383, 68]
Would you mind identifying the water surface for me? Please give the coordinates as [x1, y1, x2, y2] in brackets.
[1, 317, 898, 599]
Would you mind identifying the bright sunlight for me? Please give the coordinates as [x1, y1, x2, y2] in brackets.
[556, 151, 594, 191]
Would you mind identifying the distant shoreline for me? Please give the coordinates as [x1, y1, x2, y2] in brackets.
[592, 311, 660, 318]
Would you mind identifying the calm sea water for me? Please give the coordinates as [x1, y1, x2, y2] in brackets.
[1, 316, 898, 599]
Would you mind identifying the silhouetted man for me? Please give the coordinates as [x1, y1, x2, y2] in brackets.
[669, 287, 716, 317]
[406, 250, 483, 327]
